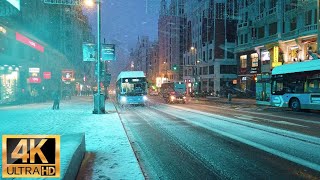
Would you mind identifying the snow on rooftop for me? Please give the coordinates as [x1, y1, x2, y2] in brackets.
[117, 71, 145, 81]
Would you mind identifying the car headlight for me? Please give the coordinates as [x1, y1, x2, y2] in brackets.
[183, 96, 186, 99]
[143, 96, 148, 101]
[120, 96, 126, 102]
[170, 95, 175, 100]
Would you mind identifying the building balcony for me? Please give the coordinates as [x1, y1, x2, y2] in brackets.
[282, 24, 317, 41]
[298, 24, 317, 37]
[282, 29, 298, 41]
[253, 34, 279, 46]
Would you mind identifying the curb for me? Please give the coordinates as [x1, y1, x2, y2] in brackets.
[113, 101, 146, 179]
[61, 133, 86, 180]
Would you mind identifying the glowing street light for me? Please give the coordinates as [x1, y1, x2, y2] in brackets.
[84, 0, 94, 7]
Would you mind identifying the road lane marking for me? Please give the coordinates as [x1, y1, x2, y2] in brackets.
[234, 115, 308, 128]
[194, 104, 320, 125]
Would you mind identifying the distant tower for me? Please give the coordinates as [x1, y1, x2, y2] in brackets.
[160, 0, 167, 16]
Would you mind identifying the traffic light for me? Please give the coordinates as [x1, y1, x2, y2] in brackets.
[173, 64, 177, 71]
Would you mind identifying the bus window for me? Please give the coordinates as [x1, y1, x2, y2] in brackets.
[307, 79, 320, 93]
[272, 80, 284, 95]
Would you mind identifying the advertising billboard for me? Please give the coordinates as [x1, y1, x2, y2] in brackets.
[82, 43, 96, 62]
[101, 44, 116, 61]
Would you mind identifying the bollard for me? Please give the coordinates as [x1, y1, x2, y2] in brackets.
[227, 93, 232, 103]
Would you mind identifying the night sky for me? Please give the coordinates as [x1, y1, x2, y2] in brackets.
[83, 0, 160, 81]
[84, 0, 159, 50]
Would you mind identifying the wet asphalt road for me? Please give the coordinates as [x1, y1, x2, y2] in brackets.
[116, 96, 320, 179]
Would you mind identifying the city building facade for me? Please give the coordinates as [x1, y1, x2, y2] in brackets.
[183, 0, 238, 95]
[158, 0, 185, 83]
[130, 36, 150, 74]
[0, 0, 92, 104]
[147, 41, 159, 85]
[235, 0, 319, 104]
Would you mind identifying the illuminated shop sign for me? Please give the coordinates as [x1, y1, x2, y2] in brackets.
[28, 67, 41, 83]
[28, 77, 41, 83]
[272, 46, 282, 68]
[16, 32, 44, 52]
[62, 70, 75, 81]
[29, 68, 40, 73]
[261, 51, 270, 61]
[43, 72, 51, 79]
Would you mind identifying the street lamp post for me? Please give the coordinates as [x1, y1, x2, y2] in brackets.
[95, 0, 103, 114]
[43, 0, 105, 113]
[85, 0, 103, 114]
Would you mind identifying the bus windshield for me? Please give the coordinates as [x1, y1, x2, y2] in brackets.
[121, 78, 147, 96]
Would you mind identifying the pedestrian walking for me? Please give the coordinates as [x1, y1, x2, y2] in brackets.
[52, 91, 60, 110]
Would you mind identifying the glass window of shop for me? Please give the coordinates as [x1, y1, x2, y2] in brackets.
[240, 55, 247, 68]
[0, 66, 20, 103]
[288, 46, 299, 62]
[251, 53, 258, 67]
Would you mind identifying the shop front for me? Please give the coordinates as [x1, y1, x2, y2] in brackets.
[0, 65, 20, 104]
[237, 50, 259, 96]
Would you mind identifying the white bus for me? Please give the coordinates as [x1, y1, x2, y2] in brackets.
[271, 59, 320, 111]
[116, 71, 148, 105]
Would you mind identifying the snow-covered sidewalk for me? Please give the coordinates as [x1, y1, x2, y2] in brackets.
[0, 96, 144, 180]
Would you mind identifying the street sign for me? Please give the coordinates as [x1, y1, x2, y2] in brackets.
[83, 43, 96, 62]
[101, 44, 116, 61]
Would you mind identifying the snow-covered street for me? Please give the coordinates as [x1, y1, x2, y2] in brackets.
[0, 97, 144, 180]
[1, 95, 320, 179]
[118, 97, 320, 179]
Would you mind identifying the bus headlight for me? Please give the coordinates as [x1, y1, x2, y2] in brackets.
[143, 96, 148, 101]
[120, 96, 127, 103]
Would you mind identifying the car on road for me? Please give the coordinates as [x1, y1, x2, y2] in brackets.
[149, 90, 159, 96]
[164, 91, 186, 104]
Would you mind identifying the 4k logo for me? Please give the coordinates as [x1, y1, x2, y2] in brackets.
[2, 135, 60, 178]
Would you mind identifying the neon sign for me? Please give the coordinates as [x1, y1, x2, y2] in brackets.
[16, 32, 44, 52]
